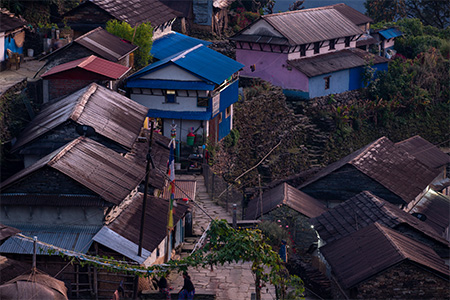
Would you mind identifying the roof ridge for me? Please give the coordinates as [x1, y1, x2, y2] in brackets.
[78, 55, 97, 68]
[70, 83, 98, 122]
[263, 5, 337, 18]
[74, 26, 102, 42]
[48, 137, 84, 167]
[352, 136, 389, 163]
[172, 44, 203, 62]
[375, 223, 408, 260]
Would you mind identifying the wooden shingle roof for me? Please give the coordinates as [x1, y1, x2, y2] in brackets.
[320, 222, 449, 289]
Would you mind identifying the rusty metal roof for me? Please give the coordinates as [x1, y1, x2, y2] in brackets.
[104, 193, 189, 256]
[396, 135, 450, 170]
[300, 137, 441, 205]
[288, 48, 389, 77]
[261, 6, 363, 45]
[41, 55, 131, 79]
[410, 190, 450, 239]
[125, 131, 171, 190]
[0, 9, 27, 32]
[320, 222, 450, 289]
[0, 223, 20, 242]
[12, 83, 148, 152]
[328, 3, 373, 26]
[245, 183, 327, 220]
[162, 179, 196, 201]
[310, 191, 448, 246]
[2, 138, 145, 205]
[0, 193, 106, 207]
[88, 0, 180, 27]
[74, 27, 138, 62]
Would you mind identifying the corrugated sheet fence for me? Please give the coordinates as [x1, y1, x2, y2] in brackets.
[202, 164, 243, 219]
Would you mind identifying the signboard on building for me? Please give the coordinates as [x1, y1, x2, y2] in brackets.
[212, 94, 220, 116]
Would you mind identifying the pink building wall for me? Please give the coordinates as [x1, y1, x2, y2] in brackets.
[237, 48, 309, 91]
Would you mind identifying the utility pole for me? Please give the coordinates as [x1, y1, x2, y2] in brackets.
[138, 121, 155, 257]
[258, 174, 263, 221]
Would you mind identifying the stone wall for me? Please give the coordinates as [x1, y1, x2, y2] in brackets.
[355, 261, 450, 299]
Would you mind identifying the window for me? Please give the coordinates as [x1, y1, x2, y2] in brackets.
[165, 90, 176, 103]
[324, 76, 330, 90]
[314, 42, 320, 54]
[225, 106, 231, 118]
[300, 45, 306, 57]
[197, 97, 209, 107]
[218, 113, 223, 123]
[345, 37, 350, 48]
[329, 39, 335, 50]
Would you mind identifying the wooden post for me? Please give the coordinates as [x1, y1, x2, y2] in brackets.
[258, 174, 263, 221]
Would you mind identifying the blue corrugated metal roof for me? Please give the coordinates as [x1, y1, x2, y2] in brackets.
[127, 79, 215, 90]
[128, 44, 244, 85]
[151, 32, 212, 60]
[147, 109, 211, 120]
[0, 224, 100, 255]
[379, 28, 402, 39]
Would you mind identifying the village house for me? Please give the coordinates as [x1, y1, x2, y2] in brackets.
[126, 44, 244, 144]
[41, 55, 131, 102]
[309, 191, 450, 263]
[244, 182, 326, 253]
[0, 8, 27, 71]
[320, 222, 449, 299]
[36, 27, 138, 82]
[230, 4, 390, 98]
[371, 27, 403, 57]
[10, 83, 148, 167]
[62, 0, 180, 39]
[299, 136, 444, 208]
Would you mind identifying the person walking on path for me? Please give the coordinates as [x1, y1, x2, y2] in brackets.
[178, 271, 195, 300]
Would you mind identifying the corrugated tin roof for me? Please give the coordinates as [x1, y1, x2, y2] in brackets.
[320, 223, 449, 289]
[12, 83, 148, 152]
[379, 28, 403, 39]
[396, 135, 450, 170]
[0, 224, 20, 242]
[0, 9, 27, 32]
[300, 137, 441, 205]
[229, 34, 289, 46]
[0, 223, 100, 255]
[75, 27, 138, 62]
[89, 0, 180, 27]
[329, 3, 373, 26]
[2, 138, 146, 205]
[151, 32, 211, 60]
[288, 48, 389, 77]
[0, 193, 107, 207]
[105, 193, 189, 255]
[127, 79, 215, 90]
[124, 131, 171, 190]
[262, 6, 363, 45]
[128, 44, 244, 85]
[310, 191, 448, 245]
[410, 190, 450, 239]
[245, 183, 326, 220]
[162, 179, 196, 200]
[41, 55, 130, 79]
[146, 109, 212, 120]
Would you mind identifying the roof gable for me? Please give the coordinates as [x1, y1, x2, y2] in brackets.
[300, 137, 441, 204]
[12, 83, 148, 152]
[320, 222, 449, 289]
[261, 6, 363, 45]
[245, 183, 326, 220]
[310, 191, 449, 245]
[41, 55, 130, 79]
[128, 44, 244, 85]
[2, 138, 145, 205]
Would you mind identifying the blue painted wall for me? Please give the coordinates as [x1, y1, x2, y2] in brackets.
[309, 69, 350, 98]
[219, 80, 239, 111]
[218, 108, 231, 141]
[349, 62, 389, 90]
[4, 35, 23, 59]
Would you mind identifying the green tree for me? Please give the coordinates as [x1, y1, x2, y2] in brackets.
[105, 20, 153, 70]
[365, 0, 406, 23]
[171, 220, 304, 300]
